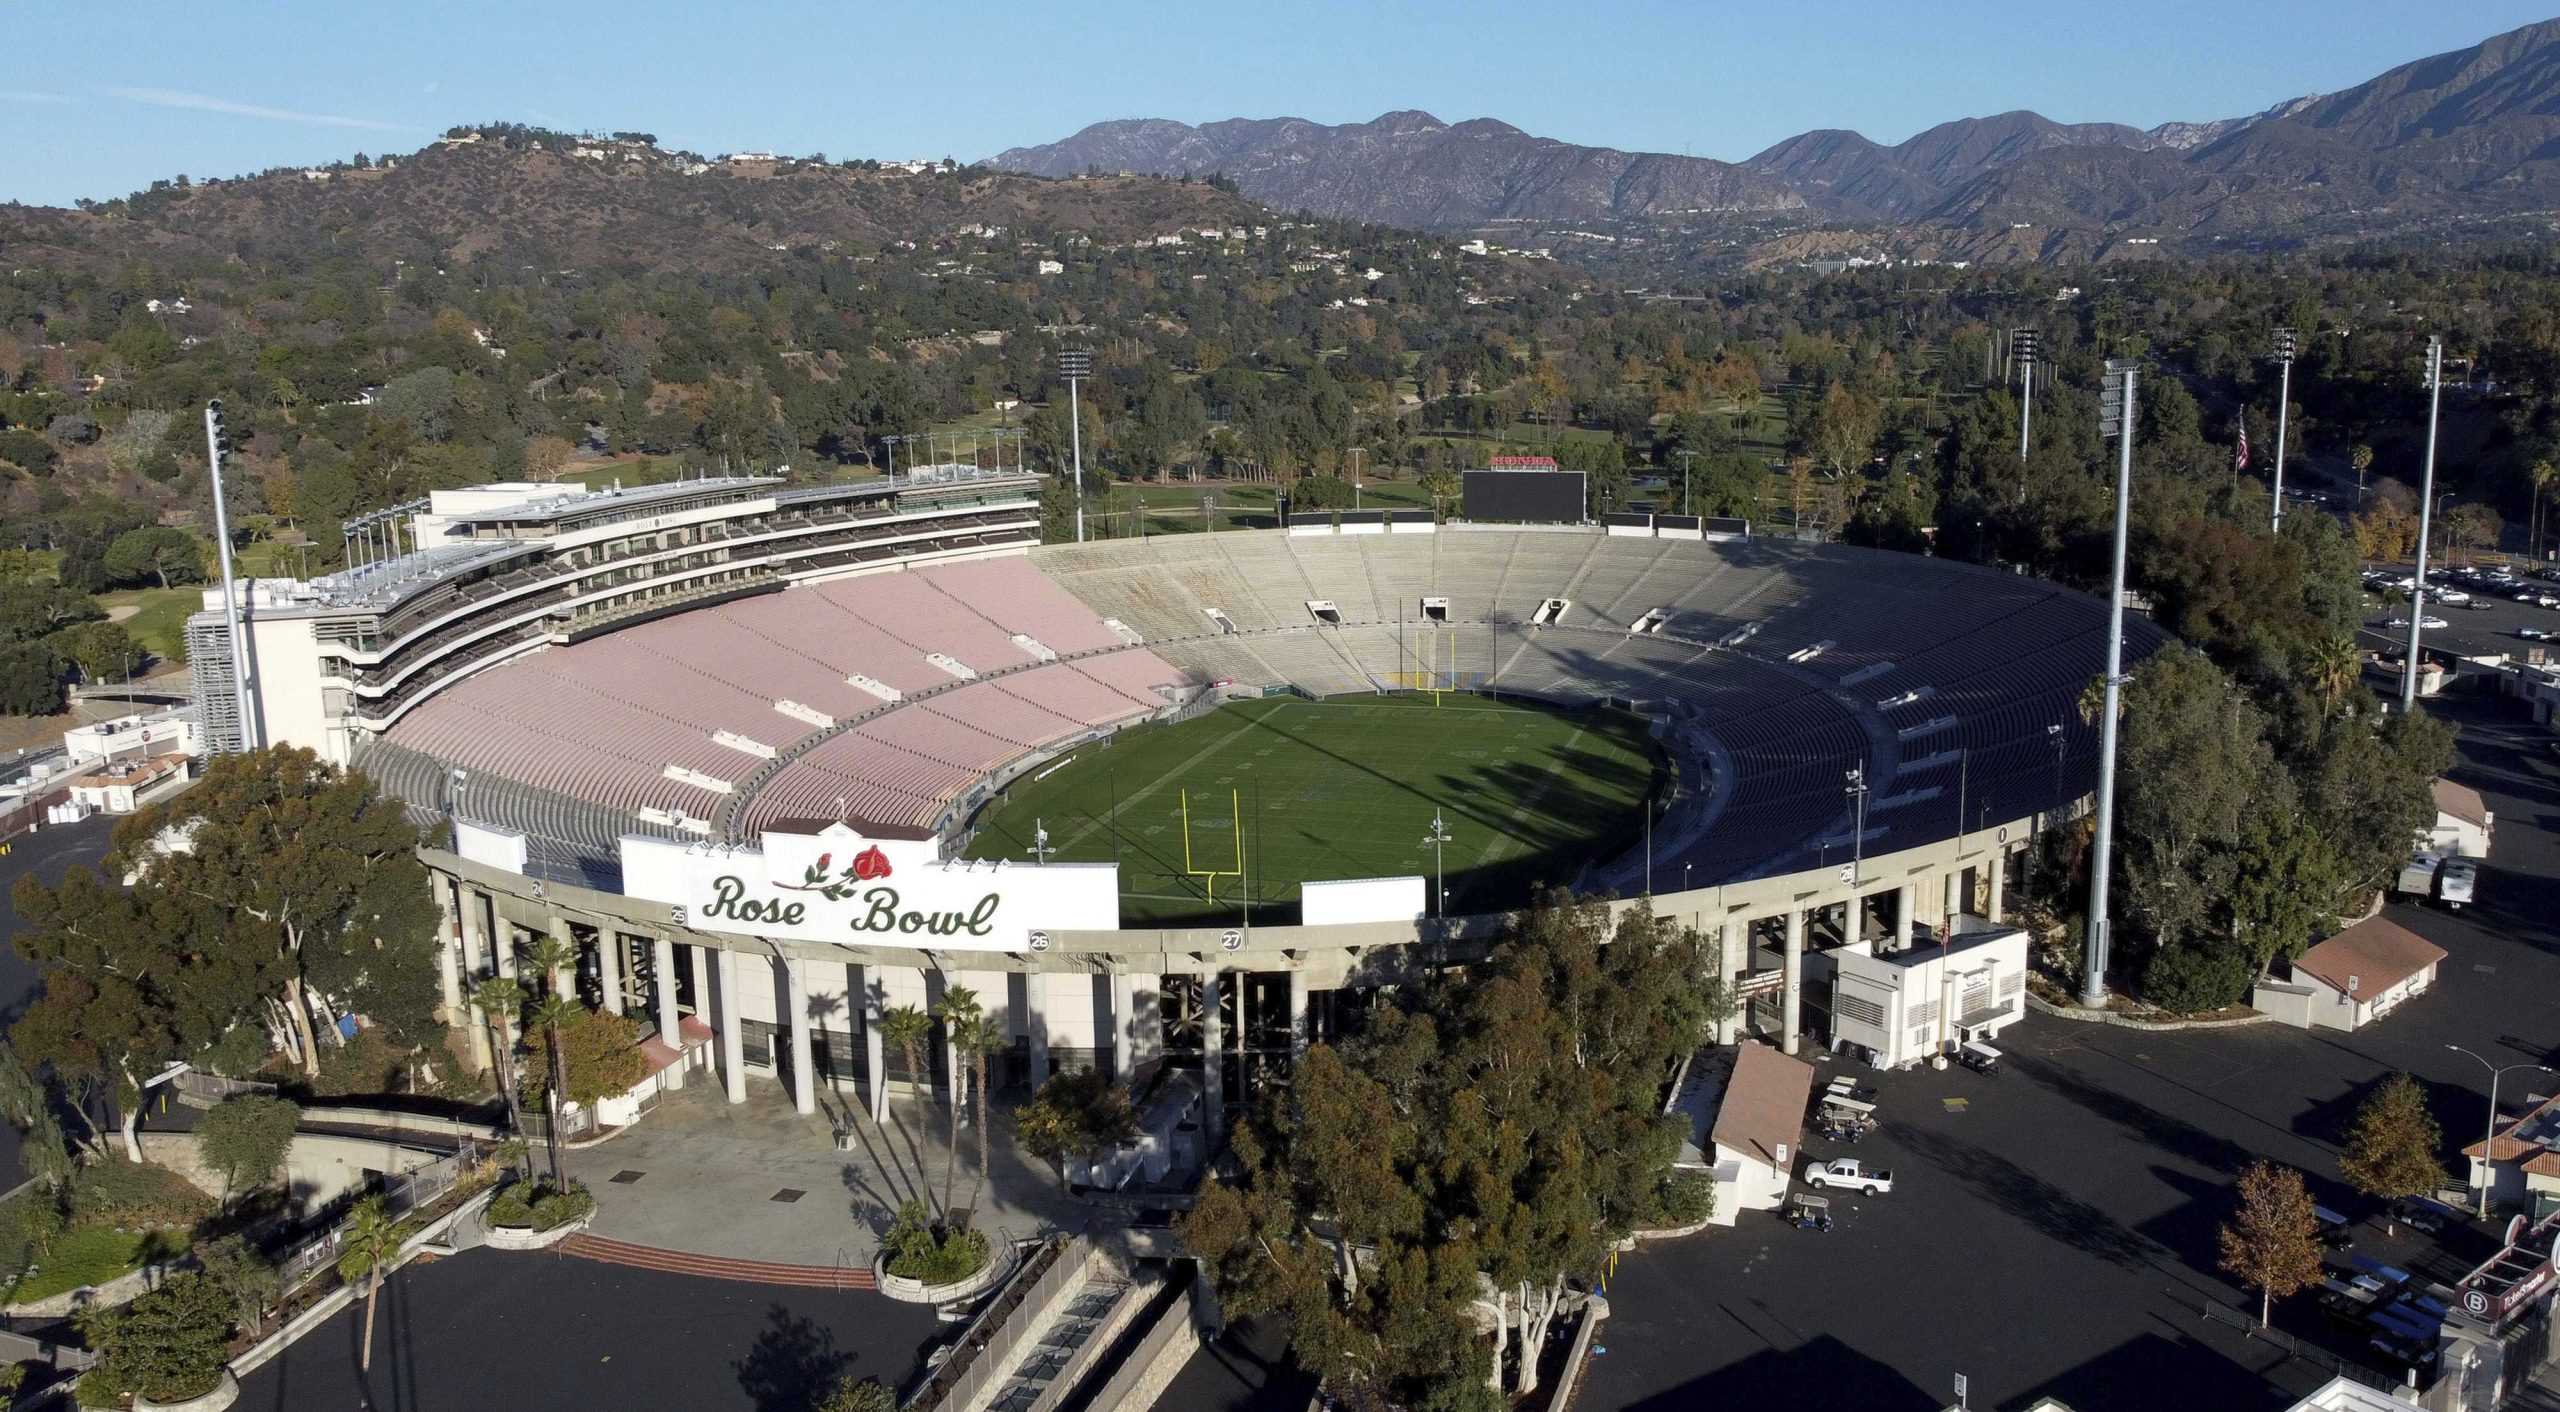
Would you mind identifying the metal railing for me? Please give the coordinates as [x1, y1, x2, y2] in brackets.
[908, 1237, 1084, 1412]
[273, 1141, 488, 1291]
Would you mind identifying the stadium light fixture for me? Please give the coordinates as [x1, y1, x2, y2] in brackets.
[2269, 327, 2297, 532]
[1060, 350, 1093, 544]
[2011, 328, 2039, 478]
[203, 399, 258, 752]
[1422, 809, 1452, 918]
[1844, 765, 1869, 889]
[2404, 337, 2445, 713]
[2082, 359, 2139, 1008]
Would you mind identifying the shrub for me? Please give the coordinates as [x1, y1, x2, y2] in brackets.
[76, 1271, 234, 1403]
[882, 1199, 989, 1285]
[2139, 942, 2254, 1013]
[200, 1095, 302, 1203]
[1653, 1171, 1717, 1227]
[67, 1162, 215, 1230]
[486, 1180, 593, 1232]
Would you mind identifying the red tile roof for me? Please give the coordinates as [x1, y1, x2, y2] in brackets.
[1711, 1041, 1814, 1168]
[2291, 917, 2448, 1000]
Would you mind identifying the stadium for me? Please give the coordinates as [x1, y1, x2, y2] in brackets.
[189, 467, 2166, 1123]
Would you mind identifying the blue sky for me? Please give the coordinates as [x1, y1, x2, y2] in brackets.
[1, 2, 2549, 207]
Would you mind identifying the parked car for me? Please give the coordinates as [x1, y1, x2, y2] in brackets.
[2439, 857, 2478, 910]
[2436, 588, 2472, 604]
[2519, 628, 2555, 641]
[2391, 1197, 2455, 1234]
[1802, 1158, 1893, 1195]
[2395, 853, 2441, 898]
[2314, 1204, 2357, 1250]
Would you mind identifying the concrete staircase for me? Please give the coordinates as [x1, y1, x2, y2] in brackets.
[558, 1232, 876, 1290]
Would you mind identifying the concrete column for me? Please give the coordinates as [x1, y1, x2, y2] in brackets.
[1107, 973, 1137, 1080]
[783, 956, 816, 1116]
[716, 947, 746, 1104]
[545, 920, 574, 998]
[1781, 907, 1805, 1057]
[488, 902, 517, 980]
[1201, 969, 1226, 1141]
[1986, 849, 2007, 922]
[597, 932, 625, 1016]
[1896, 879, 1918, 950]
[1025, 973, 1052, 1089]
[1287, 970, 1310, 1057]
[434, 879, 464, 1019]
[653, 936, 684, 1090]
[861, 966, 887, 1124]
[685, 943, 708, 1021]
[1712, 922, 1742, 1044]
[1944, 870, 1963, 926]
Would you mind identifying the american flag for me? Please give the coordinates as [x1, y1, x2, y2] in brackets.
[2234, 419, 2249, 473]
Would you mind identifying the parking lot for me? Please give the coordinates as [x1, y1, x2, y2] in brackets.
[2360, 559, 2560, 666]
[1578, 692, 2560, 1412]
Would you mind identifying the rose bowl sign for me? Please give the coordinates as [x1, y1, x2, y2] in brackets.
[620, 824, 1119, 954]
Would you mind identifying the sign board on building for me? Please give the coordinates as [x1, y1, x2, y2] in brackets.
[620, 825, 1119, 954]
[1301, 875, 1426, 927]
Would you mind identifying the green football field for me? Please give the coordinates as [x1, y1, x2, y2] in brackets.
[961, 693, 1667, 926]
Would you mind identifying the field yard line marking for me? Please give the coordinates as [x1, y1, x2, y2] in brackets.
[1469, 723, 1590, 876]
[1044, 704, 1283, 854]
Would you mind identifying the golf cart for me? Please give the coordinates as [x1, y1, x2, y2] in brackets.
[1786, 1191, 1833, 1232]
[1958, 1041, 2003, 1076]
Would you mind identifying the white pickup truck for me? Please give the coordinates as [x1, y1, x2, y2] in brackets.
[1802, 1158, 1894, 1195]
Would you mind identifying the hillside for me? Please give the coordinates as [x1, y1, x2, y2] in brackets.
[991, 110, 1804, 228]
[0, 138, 1264, 273]
[996, 18, 2560, 264]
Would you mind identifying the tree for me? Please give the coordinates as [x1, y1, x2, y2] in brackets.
[12, 869, 208, 1161]
[517, 1006, 649, 1110]
[2350, 443, 2375, 503]
[197, 1235, 282, 1332]
[0, 641, 62, 715]
[1015, 1068, 1138, 1188]
[931, 985, 984, 1218]
[525, 990, 577, 1191]
[2218, 1160, 2325, 1326]
[471, 975, 527, 1138]
[2531, 460, 2557, 560]
[77, 1272, 234, 1403]
[524, 434, 576, 481]
[818, 1376, 898, 1412]
[879, 1003, 933, 1118]
[199, 1094, 301, 1207]
[2340, 1073, 2450, 1230]
[48, 618, 139, 683]
[335, 1196, 407, 1373]
[101, 526, 204, 589]
[73, 748, 441, 1085]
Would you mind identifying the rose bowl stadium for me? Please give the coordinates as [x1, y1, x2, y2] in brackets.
[186, 465, 2163, 1124]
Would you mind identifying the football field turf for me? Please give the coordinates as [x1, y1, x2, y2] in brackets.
[961, 693, 1667, 926]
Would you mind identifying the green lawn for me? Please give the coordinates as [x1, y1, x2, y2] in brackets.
[5, 1226, 186, 1304]
[962, 694, 1666, 925]
[95, 587, 201, 670]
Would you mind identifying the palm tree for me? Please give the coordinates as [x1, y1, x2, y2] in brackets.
[526, 933, 577, 1003]
[2308, 636, 2361, 713]
[336, 1197, 405, 1374]
[469, 976, 526, 1140]
[2534, 460, 2557, 561]
[527, 993, 581, 1191]
[954, 1014, 1003, 1216]
[879, 1004, 932, 1105]
[2350, 443, 2374, 506]
[931, 986, 983, 1218]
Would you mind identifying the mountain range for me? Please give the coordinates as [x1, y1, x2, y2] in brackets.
[992, 18, 2560, 258]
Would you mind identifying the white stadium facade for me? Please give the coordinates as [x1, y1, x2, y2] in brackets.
[187, 466, 2163, 1127]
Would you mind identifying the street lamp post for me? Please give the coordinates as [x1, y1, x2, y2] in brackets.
[2446, 1045, 2553, 1216]
[1349, 447, 1365, 510]
[1674, 448, 1697, 517]
[2405, 337, 2445, 713]
[1422, 809, 1452, 919]
[2270, 327, 2296, 532]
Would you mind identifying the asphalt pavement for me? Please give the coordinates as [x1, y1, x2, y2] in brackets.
[1576, 689, 2560, 1412]
[235, 1247, 948, 1412]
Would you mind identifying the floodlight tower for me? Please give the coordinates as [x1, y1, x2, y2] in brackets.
[1422, 809, 1452, 919]
[2270, 327, 2298, 531]
[203, 400, 258, 751]
[2081, 358, 2139, 1008]
[1060, 349, 1093, 543]
[2011, 328, 2040, 471]
[2403, 337, 2446, 713]
[1844, 765, 1869, 888]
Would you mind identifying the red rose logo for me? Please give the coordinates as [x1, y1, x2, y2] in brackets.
[852, 846, 892, 881]
[814, 853, 832, 873]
